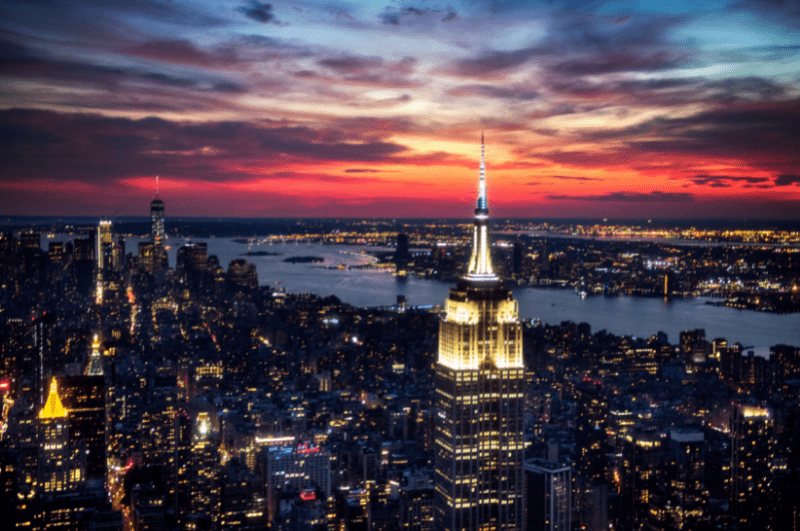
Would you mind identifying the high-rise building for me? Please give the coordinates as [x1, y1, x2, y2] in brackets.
[730, 404, 775, 528]
[96, 220, 113, 303]
[97, 220, 113, 273]
[260, 443, 331, 523]
[57, 375, 106, 481]
[38, 378, 71, 493]
[665, 429, 706, 530]
[190, 412, 221, 523]
[434, 135, 525, 531]
[524, 459, 571, 531]
[151, 185, 165, 245]
[85, 334, 104, 377]
[150, 179, 168, 271]
[396, 233, 411, 275]
[619, 431, 663, 531]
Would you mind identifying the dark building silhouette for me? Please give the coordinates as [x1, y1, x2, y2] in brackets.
[56, 375, 106, 481]
[524, 459, 571, 531]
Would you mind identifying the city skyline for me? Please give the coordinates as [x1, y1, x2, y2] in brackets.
[1, 0, 799, 218]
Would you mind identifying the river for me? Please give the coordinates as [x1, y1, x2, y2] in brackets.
[46, 236, 800, 349]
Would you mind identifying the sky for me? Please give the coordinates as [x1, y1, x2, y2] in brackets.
[1, 0, 799, 219]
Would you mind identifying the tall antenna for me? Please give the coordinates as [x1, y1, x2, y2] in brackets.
[156, 175, 159, 197]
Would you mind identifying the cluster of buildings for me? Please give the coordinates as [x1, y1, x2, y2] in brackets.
[0, 142, 798, 531]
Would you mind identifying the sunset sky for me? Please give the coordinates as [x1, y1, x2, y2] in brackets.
[1, 0, 799, 218]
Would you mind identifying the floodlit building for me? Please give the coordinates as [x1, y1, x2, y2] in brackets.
[731, 404, 775, 528]
[434, 135, 525, 531]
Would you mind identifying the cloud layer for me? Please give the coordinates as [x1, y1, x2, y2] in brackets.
[0, 0, 798, 217]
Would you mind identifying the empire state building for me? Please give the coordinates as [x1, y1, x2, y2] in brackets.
[434, 135, 525, 531]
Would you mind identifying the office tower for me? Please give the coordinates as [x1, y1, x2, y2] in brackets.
[85, 334, 104, 376]
[73, 238, 95, 296]
[176, 242, 208, 297]
[434, 134, 525, 531]
[619, 431, 663, 531]
[574, 381, 608, 484]
[219, 459, 266, 530]
[665, 429, 706, 530]
[171, 408, 193, 528]
[97, 220, 113, 273]
[38, 378, 70, 493]
[399, 482, 435, 531]
[151, 184, 165, 245]
[260, 443, 331, 523]
[96, 220, 113, 303]
[512, 240, 523, 278]
[190, 412, 221, 523]
[396, 233, 410, 275]
[137, 241, 154, 275]
[57, 375, 106, 481]
[33, 312, 55, 409]
[730, 404, 775, 528]
[225, 259, 258, 293]
[151, 181, 168, 271]
[524, 459, 571, 531]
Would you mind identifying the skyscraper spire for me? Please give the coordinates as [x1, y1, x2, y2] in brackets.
[435, 133, 524, 531]
[85, 334, 104, 376]
[466, 133, 496, 281]
[156, 175, 159, 198]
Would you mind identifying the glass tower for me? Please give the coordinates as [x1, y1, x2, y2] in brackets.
[434, 135, 525, 531]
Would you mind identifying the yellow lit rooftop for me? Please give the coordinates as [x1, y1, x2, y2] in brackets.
[39, 377, 68, 419]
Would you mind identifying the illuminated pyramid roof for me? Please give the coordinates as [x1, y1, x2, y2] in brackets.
[39, 377, 68, 419]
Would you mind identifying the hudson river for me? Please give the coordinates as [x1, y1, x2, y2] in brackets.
[59, 236, 799, 350]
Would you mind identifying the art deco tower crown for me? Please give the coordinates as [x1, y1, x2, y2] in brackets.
[465, 132, 497, 282]
[434, 135, 524, 531]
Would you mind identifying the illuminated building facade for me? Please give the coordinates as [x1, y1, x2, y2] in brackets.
[38, 378, 70, 493]
[665, 429, 706, 530]
[434, 135, 524, 531]
[96, 220, 113, 273]
[620, 431, 663, 531]
[190, 412, 221, 523]
[151, 180, 168, 270]
[85, 334, 104, 377]
[730, 404, 775, 528]
[151, 187, 165, 245]
[260, 443, 331, 523]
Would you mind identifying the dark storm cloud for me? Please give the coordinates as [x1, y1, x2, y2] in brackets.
[128, 39, 237, 68]
[447, 84, 538, 100]
[318, 55, 383, 74]
[774, 175, 800, 186]
[448, 11, 691, 78]
[379, 5, 458, 25]
[0, 0, 225, 51]
[451, 47, 542, 76]
[581, 99, 800, 169]
[237, 1, 281, 24]
[548, 191, 695, 202]
[549, 51, 689, 76]
[315, 55, 420, 88]
[733, 0, 800, 27]
[687, 175, 771, 187]
[706, 77, 788, 101]
[0, 110, 411, 186]
[441, 7, 459, 22]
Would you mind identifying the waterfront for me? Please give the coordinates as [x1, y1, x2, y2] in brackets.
[47, 236, 800, 349]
